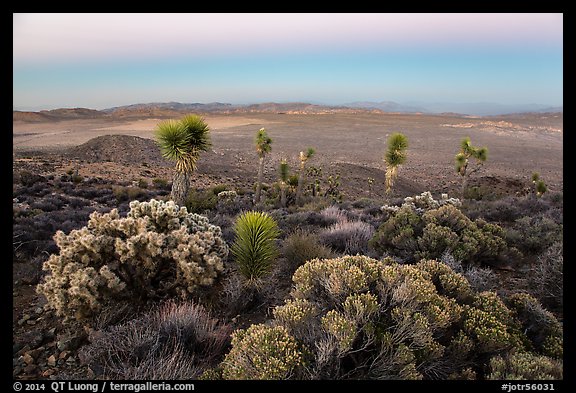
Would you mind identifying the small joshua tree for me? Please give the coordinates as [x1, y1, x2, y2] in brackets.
[279, 158, 290, 208]
[455, 136, 487, 198]
[155, 115, 211, 207]
[230, 211, 280, 285]
[254, 128, 273, 204]
[384, 133, 408, 196]
[296, 147, 316, 205]
[531, 172, 548, 198]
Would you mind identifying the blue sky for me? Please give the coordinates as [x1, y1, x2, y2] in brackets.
[13, 13, 563, 111]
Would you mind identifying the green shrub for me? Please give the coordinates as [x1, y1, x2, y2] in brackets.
[487, 351, 562, 380]
[370, 193, 510, 264]
[221, 324, 305, 380]
[37, 199, 228, 324]
[281, 229, 334, 274]
[185, 189, 218, 213]
[152, 177, 170, 189]
[231, 211, 280, 283]
[220, 256, 563, 380]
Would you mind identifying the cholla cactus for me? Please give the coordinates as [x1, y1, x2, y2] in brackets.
[382, 191, 462, 215]
[37, 199, 228, 324]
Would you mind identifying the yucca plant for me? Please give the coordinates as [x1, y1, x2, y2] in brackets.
[455, 136, 487, 198]
[532, 172, 548, 198]
[384, 132, 408, 195]
[254, 128, 273, 204]
[279, 158, 290, 208]
[296, 147, 315, 205]
[155, 115, 211, 206]
[231, 211, 280, 284]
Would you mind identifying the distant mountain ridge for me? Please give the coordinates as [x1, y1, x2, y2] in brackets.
[14, 101, 563, 121]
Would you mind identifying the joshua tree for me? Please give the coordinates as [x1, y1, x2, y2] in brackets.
[532, 172, 548, 198]
[384, 132, 409, 195]
[296, 147, 315, 205]
[455, 136, 487, 198]
[254, 128, 273, 204]
[155, 115, 211, 207]
[279, 158, 289, 208]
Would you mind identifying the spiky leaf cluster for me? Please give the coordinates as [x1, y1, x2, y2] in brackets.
[155, 115, 211, 173]
[230, 211, 280, 283]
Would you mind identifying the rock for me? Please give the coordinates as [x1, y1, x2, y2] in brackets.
[17, 314, 31, 326]
[13, 366, 22, 377]
[22, 352, 34, 365]
[59, 351, 69, 360]
[24, 364, 38, 374]
[47, 355, 57, 367]
[56, 331, 86, 351]
[41, 369, 55, 377]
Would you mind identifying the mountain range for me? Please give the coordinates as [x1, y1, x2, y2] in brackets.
[13, 101, 563, 120]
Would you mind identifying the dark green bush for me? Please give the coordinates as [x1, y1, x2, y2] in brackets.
[370, 201, 510, 265]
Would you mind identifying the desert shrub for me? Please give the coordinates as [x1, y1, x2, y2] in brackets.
[19, 170, 46, 187]
[370, 193, 510, 265]
[220, 256, 562, 380]
[505, 292, 563, 359]
[185, 189, 218, 214]
[463, 196, 522, 223]
[527, 242, 563, 310]
[440, 252, 497, 292]
[112, 185, 147, 202]
[230, 211, 280, 284]
[505, 216, 562, 255]
[281, 229, 334, 274]
[221, 324, 305, 380]
[137, 178, 148, 188]
[319, 205, 349, 225]
[152, 177, 170, 190]
[79, 300, 231, 379]
[487, 351, 562, 380]
[318, 220, 374, 255]
[36, 199, 228, 324]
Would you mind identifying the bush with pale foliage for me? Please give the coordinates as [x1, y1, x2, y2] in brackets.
[216, 255, 562, 380]
[37, 199, 228, 324]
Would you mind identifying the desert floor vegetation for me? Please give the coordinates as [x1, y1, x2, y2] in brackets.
[13, 111, 562, 381]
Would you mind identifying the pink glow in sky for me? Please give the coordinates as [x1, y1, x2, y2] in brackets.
[13, 13, 563, 62]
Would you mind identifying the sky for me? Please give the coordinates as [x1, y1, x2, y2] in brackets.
[13, 13, 563, 111]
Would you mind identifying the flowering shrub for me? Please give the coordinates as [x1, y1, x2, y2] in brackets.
[487, 351, 563, 380]
[37, 199, 228, 324]
[221, 324, 305, 380]
[220, 256, 563, 380]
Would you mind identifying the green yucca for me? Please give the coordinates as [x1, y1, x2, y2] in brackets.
[155, 115, 211, 206]
[254, 128, 273, 204]
[384, 132, 409, 194]
[455, 136, 488, 198]
[231, 211, 280, 283]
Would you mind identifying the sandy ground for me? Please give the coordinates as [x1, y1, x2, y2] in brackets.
[12, 112, 563, 197]
[13, 115, 277, 151]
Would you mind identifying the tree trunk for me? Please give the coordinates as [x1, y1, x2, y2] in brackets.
[171, 170, 191, 208]
[460, 174, 469, 199]
[280, 182, 287, 208]
[255, 156, 265, 204]
[296, 171, 304, 206]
